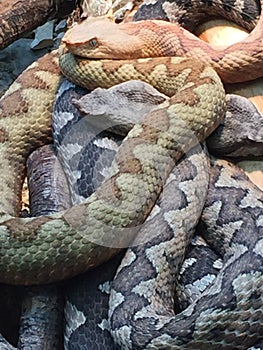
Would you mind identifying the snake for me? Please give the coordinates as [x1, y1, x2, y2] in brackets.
[0, 0, 263, 347]
[0, 11, 229, 285]
[0, 0, 263, 284]
[52, 79, 263, 349]
[55, 81, 263, 349]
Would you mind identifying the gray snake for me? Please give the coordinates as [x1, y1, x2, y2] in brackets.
[0, 0, 263, 348]
[54, 79, 263, 349]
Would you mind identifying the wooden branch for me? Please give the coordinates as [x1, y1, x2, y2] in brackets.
[0, 0, 74, 49]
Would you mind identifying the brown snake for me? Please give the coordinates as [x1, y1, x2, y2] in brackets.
[0, 0, 262, 343]
[60, 6, 263, 84]
[0, 0, 262, 348]
[0, 13, 228, 285]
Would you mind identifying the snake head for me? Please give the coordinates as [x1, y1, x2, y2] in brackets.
[61, 17, 144, 59]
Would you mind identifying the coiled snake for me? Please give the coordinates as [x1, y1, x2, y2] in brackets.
[0, 0, 263, 347]
[0, 11, 228, 285]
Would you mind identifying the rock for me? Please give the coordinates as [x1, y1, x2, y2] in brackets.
[0, 38, 49, 96]
[31, 20, 55, 50]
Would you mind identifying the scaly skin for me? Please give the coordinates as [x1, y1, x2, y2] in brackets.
[6, 0, 263, 284]
[0, 49, 225, 284]
[61, 0, 263, 84]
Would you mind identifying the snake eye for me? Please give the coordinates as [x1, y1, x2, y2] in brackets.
[88, 38, 98, 48]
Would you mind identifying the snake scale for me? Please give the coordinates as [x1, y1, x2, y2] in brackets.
[0, 12, 229, 285]
[56, 82, 263, 349]
[0, 0, 263, 347]
[52, 79, 263, 349]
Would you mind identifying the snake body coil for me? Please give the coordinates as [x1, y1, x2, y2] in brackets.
[0, 0, 263, 348]
[0, 0, 262, 286]
[0, 54, 224, 284]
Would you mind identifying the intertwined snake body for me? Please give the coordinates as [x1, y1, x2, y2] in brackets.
[0, 1, 263, 346]
[0, 17, 228, 285]
[0, 2, 263, 348]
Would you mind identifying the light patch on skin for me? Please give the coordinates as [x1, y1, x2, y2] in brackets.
[234, 0, 246, 16]
[108, 289, 125, 320]
[163, 209, 182, 231]
[56, 79, 75, 99]
[134, 305, 173, 330]
[178, 175, 208, 218]
[256, 215, 263, 227]
[98, 280, 111, 294]
[111, 325, 132, 350]
[143, 0, 158, 5]
[2, 81, 21, 98]
[102, 158, 120, 177]
[240, 190, 263, 209]
[162, 1, 187, 22]
[132, 278, 156, 300]
[147, 333, 179, 349]
[145, 239, 175, 274]
[185, 274, 216, 300]
[180, 257, 196, 275]
[64, 300, 86, 348]
[222, 220, 244, 245]
[232, 271, 263, 304]
[137, 57, 153, 63]
[253, 238, 263, 258]
[213, 258, 223, 270]
[126, 123, 143, 138]
[60, 142, 83, 157]
[0, 223, 11, 236]
[149, 65, 192, 93]
[168, 66, 191, 85]
[134, 304, 174, 331]
[191, 234, 207, 246]
[0, 146, 21, 216]
[194, 307, 226, 334]
[94, 137, 119, 151]
[98, 318, 110, 331]
[165, 171, 176, 184]
[147, 204, 161, 220]
[202, 200, 223, 227]
[71, 192, 86, 205]
[215, 165, 256, 192]
[35, 69, 59, 85]
[132, 143, 173, 182]
[116, 249, 136, 273]
[200, 66, 220, 81]
[99, 165, 115, 180]
[199, 243, 247, 298]
[54, 111, 76, 129]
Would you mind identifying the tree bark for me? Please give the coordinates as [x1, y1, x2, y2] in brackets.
[0, 0, 74, 49]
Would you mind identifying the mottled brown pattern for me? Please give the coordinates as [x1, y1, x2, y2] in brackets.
[142, 114, 170, 139]
[6, 216, 50, 241]
[17, 68, 53, 91]
[100, 59, 136, 74]
[0, 128, 8, 143]
[169, 87, 200, 106]
[96, 175, 122, 201]
[35, 51, 60, 75]
[134, 57, 174, 75]
[0, 90, 28, 117]
[114, 131, 162, 170]
[120, 157, 143, 174]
